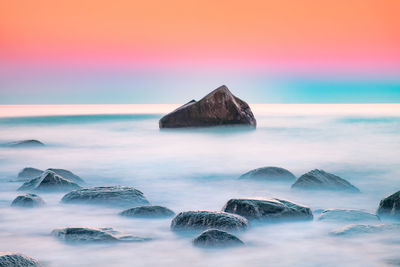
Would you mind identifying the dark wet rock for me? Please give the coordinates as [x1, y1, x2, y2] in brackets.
[11, 194, 45, 208]
[120, 205, 174, 218]
[5, 140, 45, 148]
[18, 170, 81, 192]
[330, 223, 400, 236]
[193, 229, 244, 248]
[0, 252, 41, 266]
[222, 198, 313, 221]
[61, 186, 150, 207]
[52, 227, 151, 243]
[12, 167, 43, 182]
[239, 167, 296, 182]
[291, 169, 360, 192]
[46, 168, 84, 184]
[377, 190, 400, 218]
[318, 209, 380, 222]
[159, 85, 256, 128]
[171, 211, 248, 232]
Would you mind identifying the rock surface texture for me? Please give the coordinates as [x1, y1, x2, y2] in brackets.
[291, 169, 360, 192]
[171, 211, 248, 232]
[159, 85, 256, 128]
[0, 252, 41, 267]
[377, 190, 400, 218]
[18, 170, 81, 192]
[52, 227, 150, 243]
[61, 186, 150, 207]
[223, 198, 313, 221]
[318, 209, 380, 222]
[11, 194, 45, 208]
[120, 205, 174, 218]
[193, 229, 244, 248]
[239, 167, 296, 182]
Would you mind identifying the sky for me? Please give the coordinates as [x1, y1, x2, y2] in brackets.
[0, 0, 400, 104]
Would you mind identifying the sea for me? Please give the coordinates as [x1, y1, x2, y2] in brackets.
[0, 104, 400, 266]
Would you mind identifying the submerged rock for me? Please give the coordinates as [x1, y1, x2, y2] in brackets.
[171, 211, 248, 232]
[12, 167, 43, 182]
[11, 194, 45, 208]
[5, 140, 45, 148]
[193, 229, 244, 248]
[52, 227, 151, 243]
[18, 170, 81, 192]
[318, 209, 380, 223]
[377, 190, 400, 218]
[222, 198, 313, 221]
[330, 224, 400, 236]
[120, 205, 174, 218]
[291, 169, 360, 192]
[239, 167, 296, 182]
[61, 186, 150, 207]
[159, 85, 256, 128]
[0, 252, 41, 267]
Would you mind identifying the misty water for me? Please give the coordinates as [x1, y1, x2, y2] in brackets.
[1, 104, 400, 266]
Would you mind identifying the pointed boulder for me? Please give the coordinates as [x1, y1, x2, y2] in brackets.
[159, 85, 256, 128]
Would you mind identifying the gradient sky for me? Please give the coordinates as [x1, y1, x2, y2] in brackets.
[1, 0, 400, 104]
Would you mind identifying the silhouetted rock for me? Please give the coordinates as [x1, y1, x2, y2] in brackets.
[193, 229, 244, 248]
[159, 85, 256, 128]
[52, 227, 151, 243]
[120, 205, 174, 218]
[291, 169, 360, 192]
[377, 190, 400, 218]
[330, 224, 400, 236]
[239, 167, 296, 182]
[318, 209, 380, 223]
[12, 167, 43, 182]
[61, 186, 150, 207]
[5, 140, 45, 148]
[0, 252, 41, 266]
[171, 211, 248, 232]
[18, 170, 81, 192]
[223, 198, 313, 221]
[11, 194, 45, 208]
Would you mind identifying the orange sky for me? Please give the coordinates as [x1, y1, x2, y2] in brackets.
[1, 0, 400, 72]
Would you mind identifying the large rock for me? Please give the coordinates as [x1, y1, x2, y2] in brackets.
[11, 194, 45, 208]
[377, 190, 400, 218]
[52, 227, 151, 243]
[18, 170, 81, 192]
[159, 85, 256, 128]
[120, 205, 174, 218]
[193, 229, 244, 248]
[330, 224, 400, 236]
[291, 169, 360, 192]
[171, 211, 248, 232]
[5, 140, 45, 148]
[0, 252, 41, 267]
[46, 168, 84, 184]
[61, 186, 150, 207]
[223, 198, 313, 221]
[318, 209, 380, 223]
[239, 167, 296, 182]
[12, 167, 43, 182]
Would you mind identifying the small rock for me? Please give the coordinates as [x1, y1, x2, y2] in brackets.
[239, 167, 296, 182]
[18, 170, 81, 192]
[377, 190, 400, 218]
[5, 140, 45, 148]
[11, 194, 45, 208]
[222, 198, 313, 221]
[46, 168, 84, 184]
[291, 169, 360, 192]
[193, 229, 244, 248]
[159, 85, 256, 128]
[330, 224, 400, 236]
[170, 211, 248, 232]
[52, 227, 151, 243]
[61, 186, 150, 207]
[12, 167, 43, 182]
[0, 252, 41, 266]
[318, 209, 380, 223]
[120, 205, 174, 218]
